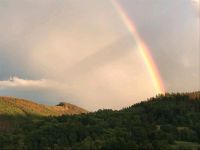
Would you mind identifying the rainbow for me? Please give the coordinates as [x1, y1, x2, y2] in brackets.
[111, 0, 165, 94]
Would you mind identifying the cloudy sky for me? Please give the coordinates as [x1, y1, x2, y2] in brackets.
[0, 0, 199, 111]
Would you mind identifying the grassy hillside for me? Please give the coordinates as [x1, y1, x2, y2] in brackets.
[0, 92, 200, 150]
[0, 96, 87, 116]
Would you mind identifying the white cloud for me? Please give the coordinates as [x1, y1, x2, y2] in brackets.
[0, 76, 51, 89]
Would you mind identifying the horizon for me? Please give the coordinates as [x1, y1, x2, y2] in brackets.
[0, 0, 199, 111]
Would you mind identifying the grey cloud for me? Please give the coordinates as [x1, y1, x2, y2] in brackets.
[0, 0, 199, 110]
[120, 0, 200, 92]
[65, 35, 136, 79]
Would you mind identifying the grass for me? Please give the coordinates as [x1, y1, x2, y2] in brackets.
[171, 141, 200, 150]
[0, 99, 25, 115]
[0, 96, 87, 116]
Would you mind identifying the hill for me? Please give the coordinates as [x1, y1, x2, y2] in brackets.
[0, 92, 200, 150]
[0, 96, 87, 116]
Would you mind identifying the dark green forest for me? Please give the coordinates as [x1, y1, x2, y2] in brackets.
[0, 92, 200, 150]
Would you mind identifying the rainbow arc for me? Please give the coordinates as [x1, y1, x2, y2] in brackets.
[111, 0, 165, 94]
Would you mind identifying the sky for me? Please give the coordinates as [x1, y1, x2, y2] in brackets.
[0, 0, 199, 111]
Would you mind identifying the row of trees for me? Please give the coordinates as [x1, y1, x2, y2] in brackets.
[0, 93, 200, 149]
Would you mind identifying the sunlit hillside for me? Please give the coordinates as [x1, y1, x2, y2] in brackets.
[0, 96, 87, 116]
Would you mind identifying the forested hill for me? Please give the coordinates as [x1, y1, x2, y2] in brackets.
[0, 92, 200, 150]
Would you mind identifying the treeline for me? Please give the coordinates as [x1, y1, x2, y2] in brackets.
[0, 92, 200, 150]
